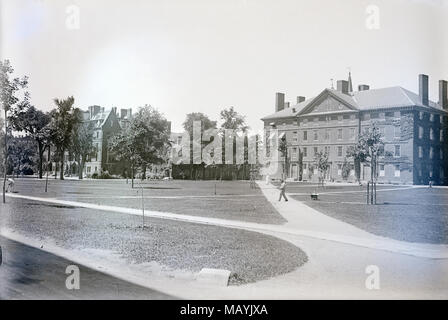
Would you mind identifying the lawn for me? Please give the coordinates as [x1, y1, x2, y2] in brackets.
[285, 182, 448, 244]
[0, 197, 307, 285]
[11, 179, 286, 224]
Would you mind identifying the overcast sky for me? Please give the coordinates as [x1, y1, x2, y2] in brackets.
[1, 0, 447, 132]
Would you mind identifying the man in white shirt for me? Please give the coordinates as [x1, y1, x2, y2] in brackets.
[278, 179, 288, 202]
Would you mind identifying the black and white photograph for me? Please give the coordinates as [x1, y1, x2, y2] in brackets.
[0, 0, 447, 312]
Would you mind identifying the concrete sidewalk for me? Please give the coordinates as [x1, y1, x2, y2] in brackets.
[257, 181, 448, 259]
[6, 191, 448, 259]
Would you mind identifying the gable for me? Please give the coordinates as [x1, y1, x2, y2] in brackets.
[298, 89, 358, 116]
[305, 95, 352, 114]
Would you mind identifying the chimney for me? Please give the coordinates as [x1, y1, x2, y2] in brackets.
[297, 96, 306, 104]
[284, 102, 290, 109]
[120, 108, 128, 119]
[419, 74, 429, 106]
[89, 105, 101, 118]
[439, 80, 448, 110]
[337, 80, 349, 95]
[275, 92, 285, 112]
[358, 84, 370, 91]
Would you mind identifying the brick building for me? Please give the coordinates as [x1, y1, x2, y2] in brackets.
[51, 106, 132, 177]
[261, 74, 448, 185]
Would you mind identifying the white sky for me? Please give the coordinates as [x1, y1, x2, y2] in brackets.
[1, 0, 447, 132]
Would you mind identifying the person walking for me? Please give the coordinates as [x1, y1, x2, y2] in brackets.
[278, 179, 288, 202]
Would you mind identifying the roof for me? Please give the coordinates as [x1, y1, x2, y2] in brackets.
[262, 86, 444, 121]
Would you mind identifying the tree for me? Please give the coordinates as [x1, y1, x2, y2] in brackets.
[71, 115, 94, 179]
[182, 112, 217, 179]
[49, 96, 79, 180]
[132, 105, 171, 180]
[0, 60, 28, 203]
[109, 105, 170, 186]
[219, 107, 249, 133]
[7, 136, 37, 177]
[109, 126, 138, 187]
[9, 104, 51, 179]
[278, 135, 288, 179]
[313, 150, 330, 187]
[182, 112, 217, 135]
[219, 107, 250, 180]
[347, 123, 384, 203]
[341, 157, 351, 180]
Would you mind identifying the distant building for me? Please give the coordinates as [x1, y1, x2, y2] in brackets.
[51, 106, 132, 177]
[261, 74, 448, 185]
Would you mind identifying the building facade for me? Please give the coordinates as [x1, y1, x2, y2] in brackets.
[51, 106, 132, 177]
[261, 74, 448, 185]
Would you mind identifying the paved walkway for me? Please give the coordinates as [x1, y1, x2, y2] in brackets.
[6, 190, 448, 259]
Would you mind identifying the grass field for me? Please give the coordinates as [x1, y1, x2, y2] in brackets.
[1, 195, 307, 285]
[284, 182, 448, 244]
[10, 178, 286, 224]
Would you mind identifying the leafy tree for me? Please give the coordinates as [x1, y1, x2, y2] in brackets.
[219, 107, 249, 133]
[0, 59, 28, 203]
[9, 104, 51, 179]
[109, 125, 138, 186]
[278, 135, 288, 179]
[48, 96, 79, 180]
[109, 105, 170, 186]
[341, 157, 351, 180]
[219, 107, 250, 180]
[313, 150, 330, 187]
[71, 114, 94, 179]
[7, 136, 37, 177]
[182, 112, 217, 179]
[182, 112, 217, 135]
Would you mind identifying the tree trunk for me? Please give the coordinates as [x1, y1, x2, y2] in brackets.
[37, 141, 44, 179]
[78, 155, 84, 180]
[141, 163, 146, 180]
[3, 109, 7, 203]
[60, 149, 65, 180]
[131, 164, 134, 188]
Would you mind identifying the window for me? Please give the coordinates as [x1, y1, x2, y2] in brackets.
[313, 130, 318, 141]
[441, 148, 444, 160]
[430, 128, 434, 140]
[350, 114, 356, 121]
[96, 131, 99, 138]
[303, 131, 308, 141]
[293, 132, 298, 142]
[87, 167, 91, 173]
[418, 126, 423, 139]
[325, 129, 330, 141]
[394, 126, 400, 139]
[337, 164, 342, 176]
[324, 146, 329, 154]
[350, 128, 355, 140]
[419, 112, 424, 120]
[364, 113, 370, 120]
[419, 146, 423, 158]
[313, 168, 318, 175]
[394, 145, 401, 157]
[441, 129, 444, 142]
[303, 147, 307, 157]
[313, 147, 318, 157]
[394, 165, 400, 177]
[337, 146, 343, 157]
[430, 147, 433, 159]
[380, 165, 385, 177]
[337, 129, 343, 140]
[338, 115, 343, 123]
[303, 164, 308, 175]
[430, 114, 434, 122]
[292, 147, 297, 156]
